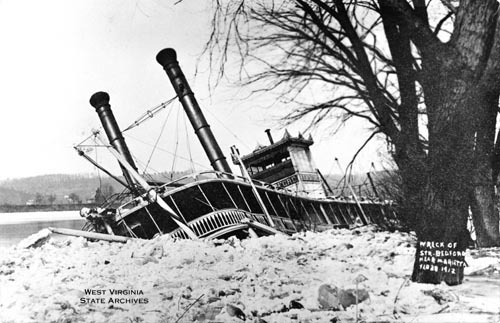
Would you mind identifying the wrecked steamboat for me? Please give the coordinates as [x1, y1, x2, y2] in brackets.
[71, 48, 395, 241]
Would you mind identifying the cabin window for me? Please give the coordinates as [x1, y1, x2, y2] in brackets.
[136, 203, 176, 237]
[357, 204, 373, 224]
[238, 184, 263, 214]
[259, 189, 276, 216]
[331, 203, 349, 225]
[257, 188, 276, 215]
[266, 192, 288, 218]
[248, 166, 264, 175]
[200, 182, 236, 210]
[301, 201, 321, 224]
[322, 203, 341, 225]
[282, 196, 302, 221]
[170, 185, 213, 221]
[348, 203, 361, 220]
[298, 200, 309, 221]
[281, 156, 291, 163]
[223, 182, 250, 212]
[221, 182, 238, 209]
[168, 195, 188, 223]
[351, 203, 366, 223]
[265, 163, 275, 169]
[246, 151, 291, 176]
[311, 203, 328, 224]
[339, 203, 355, 224]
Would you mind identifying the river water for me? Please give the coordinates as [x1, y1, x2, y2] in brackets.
[0, 211, 86, 248]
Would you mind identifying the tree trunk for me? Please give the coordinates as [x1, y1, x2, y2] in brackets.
[395, 153, 426, 230]
[470, 184, 499, 247]
[410, 73, 474, 285]
[411, 177, 470, 285]
[410, 170, 470, 285]
[470, 91, 500, 247]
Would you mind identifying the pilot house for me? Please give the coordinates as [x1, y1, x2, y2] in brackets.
[236, 130, 327, 198]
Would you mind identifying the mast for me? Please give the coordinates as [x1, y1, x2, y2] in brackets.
[89, 91, 138, 191]
[155, 48, 232, 174]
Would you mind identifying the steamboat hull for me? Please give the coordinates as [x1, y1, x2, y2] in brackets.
[104, 173, 395, 240]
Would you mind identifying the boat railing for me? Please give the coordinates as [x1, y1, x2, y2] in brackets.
[155, 170, 289, 193]
[169, 208, 297, 239]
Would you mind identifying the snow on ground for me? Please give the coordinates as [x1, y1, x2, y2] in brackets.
[0, 226, 499, 323]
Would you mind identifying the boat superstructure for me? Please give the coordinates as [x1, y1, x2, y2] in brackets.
[76, 48, 397, 241]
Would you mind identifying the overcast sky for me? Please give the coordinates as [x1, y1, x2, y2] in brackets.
[0, 0, 388, 180]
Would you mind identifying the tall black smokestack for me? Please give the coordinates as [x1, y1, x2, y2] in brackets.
[89, 91, 138, 190]
[156, 48, 232, 174]
[265, 129, 274, 145]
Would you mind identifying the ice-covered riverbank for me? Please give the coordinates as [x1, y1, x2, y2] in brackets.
[0, 226, 499, 322]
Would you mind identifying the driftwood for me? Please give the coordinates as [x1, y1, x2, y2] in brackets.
[48, 227, 133, 243]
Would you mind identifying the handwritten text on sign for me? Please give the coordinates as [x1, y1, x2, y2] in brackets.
[418, 241, 466, 274]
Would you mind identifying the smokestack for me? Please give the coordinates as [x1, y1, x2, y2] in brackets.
[156, 48, 232, 174]
[265, 129, 274, 145]
[89, 91, 138, 190]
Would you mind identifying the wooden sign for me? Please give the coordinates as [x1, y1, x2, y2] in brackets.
[418, 241, 466, 274]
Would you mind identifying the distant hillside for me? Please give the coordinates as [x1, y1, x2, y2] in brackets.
[0, 187, 33, 205]
[0, 174, 117, 205]
[0, 171, 191, 205]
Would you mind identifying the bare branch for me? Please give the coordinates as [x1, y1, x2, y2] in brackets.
[345, 130, 381, 175]
[439, 0, 457, 14]
[433, 11, 454, 36]
[378, 0, 444, 59]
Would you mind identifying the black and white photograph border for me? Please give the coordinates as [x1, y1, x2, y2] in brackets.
[0, 1, 499, 322]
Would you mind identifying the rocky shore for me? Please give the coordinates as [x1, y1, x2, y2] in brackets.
[0, 226, 498, 322]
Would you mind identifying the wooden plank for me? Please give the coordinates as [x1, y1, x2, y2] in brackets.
[48, 227, 134, 243]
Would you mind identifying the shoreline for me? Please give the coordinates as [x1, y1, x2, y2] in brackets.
[0, 211, 86, 248]
[0, 203, 98, 214]
[0, 210, 82, 225]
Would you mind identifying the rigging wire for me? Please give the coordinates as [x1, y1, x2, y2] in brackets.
[133, 156, 162, 181]
[75, 126, 106, 149]
[90, 134, 135, 188]
[122, 96, 178, 133]
[75, 130, 131, 191]
[170, 103, 181, 180]
[79, 130, 156, 185]
[129, 151, 156, 182]
[75, 131, 100, 147]
[75, 147, 130, 189]
[204, 107, 252, 150]
[143, 101, 175, 173]
[183, 112, 196, 173]
[94, 142, 103, 193]
[124, 134, 213, 171]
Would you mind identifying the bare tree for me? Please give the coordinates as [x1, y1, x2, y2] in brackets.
[34, 192, 44, 205]
[68, 193, 81, 204]
[195, 0, 500, 285]
[47, 194, 57, 205]
[94, 184, 115, 204]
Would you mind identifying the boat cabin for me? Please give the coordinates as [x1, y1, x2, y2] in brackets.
[236, 130, 327, 198]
